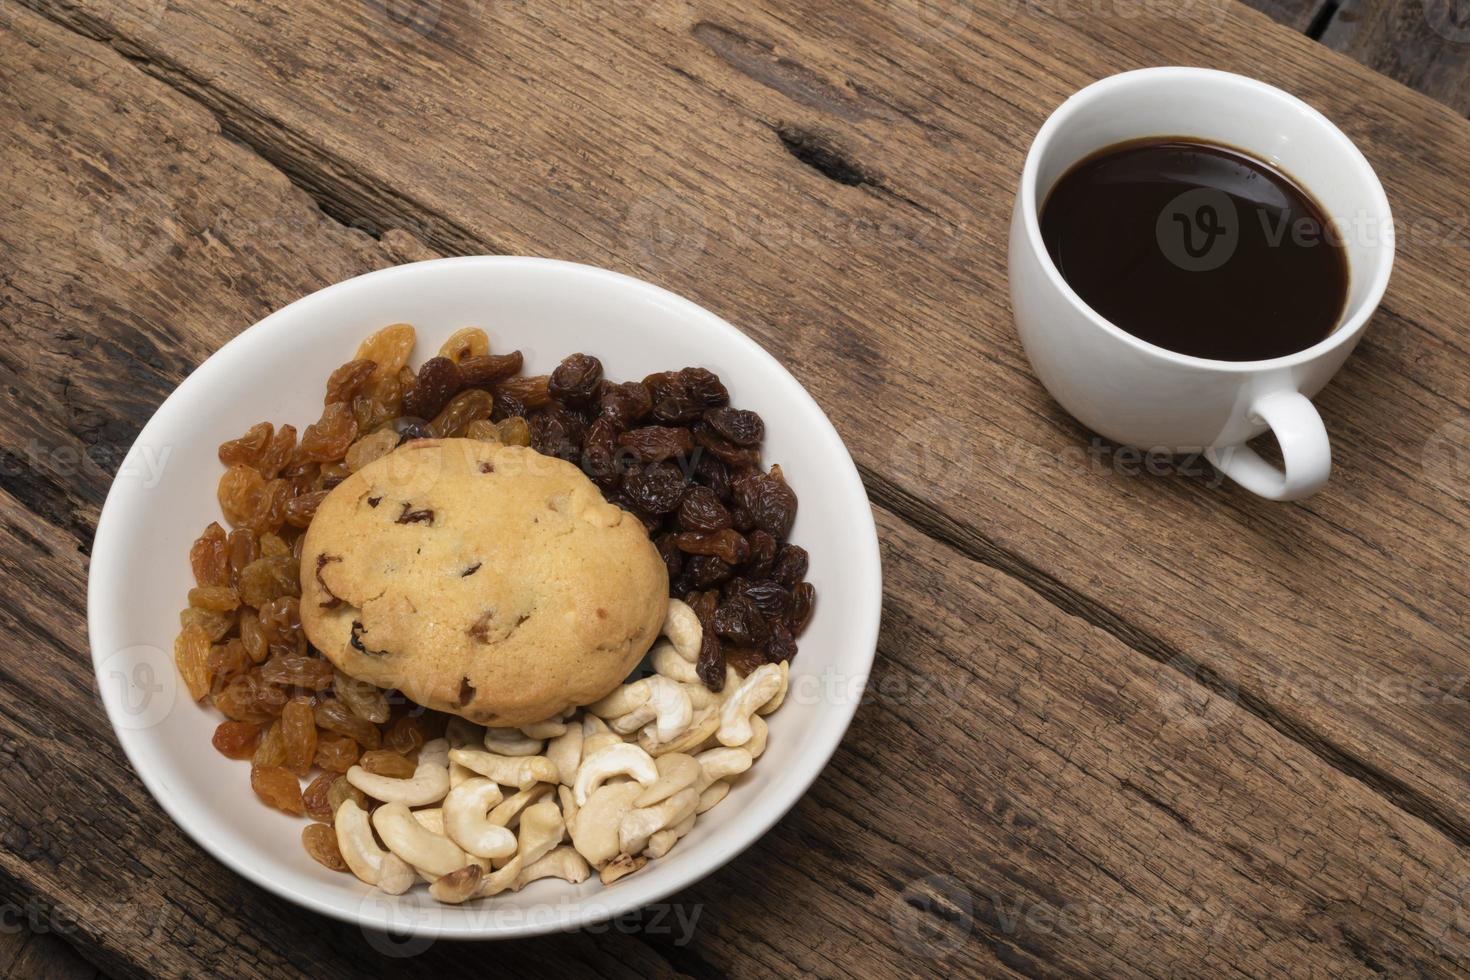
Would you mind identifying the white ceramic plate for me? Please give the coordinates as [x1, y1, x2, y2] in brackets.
[87, 257, 882, 939]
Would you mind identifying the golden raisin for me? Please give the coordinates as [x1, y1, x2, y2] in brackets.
[383, 715, 428, 755]
[464, 419, 501, 443]
[190, 522, 230, 588]
[430, 388, 494, 438]
[206, 639, 252, 694]
[188, 585, 240, 612]
[325, 359, 377, 406]
[315, 699, 381, 749]
[251, 765, 305, 815]
[218, 464, 269, 530]
[253, 720, 287, 768]
[496, 416, 531, 447]
[302, 773, 339, 822]
[218, 422, 274, 469]
[301, 402, 358, 463]
[281, 698, 318, 776]
[302, 822, 349, 872]
[358, 749, 415, 779]
[179, 606, 235, 643]
[238, 556, 301, 608]
[258, 532, 291, 559]
[211, 720, 262, 760]
[327, 773, 370, 814]
[354, 323, 416, 380]
[314, 733, 360, 773]
[174, 624, 211, 702]
[239, 610, 269, 663]
[343, 428, 398, 473]
[334, 671, 390, 724]
[438, 327, 490, 364]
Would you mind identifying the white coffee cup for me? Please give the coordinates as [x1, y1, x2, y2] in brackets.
[1009, 67, 1394, 500]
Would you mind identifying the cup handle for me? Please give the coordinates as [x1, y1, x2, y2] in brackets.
[1205, 390, 1331, 501]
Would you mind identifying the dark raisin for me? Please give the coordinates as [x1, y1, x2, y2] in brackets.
[677, 367, 729, 407]
[767, 622, 797, 663]
[693, 454, 731, 500]
[723, 646, 768, 676]
[599, 381, 653, 429]
[774, 544, 809, 588]
[687, 588, 719, 628]
[734, 470, 798, 539]
[618, 426, 695, 464]
[713, 595, 770, 647]
[395, 503, 434, 525]
[687, 555, 733, 589]
[497, 375, 552, 408]
[458, 352, 523, 388]
[530, 404, 587, 462]
[651, 394, 704, 424]
[728, 578, 792, 620]
[788, 582, 815, 633]
[549, 353, 603, 404]
[581, 417, 623, 487]
[623, 463, 687, 515]
[402, 357, 464, 420]
[704, 407, 764, 446]
[391, 416, 434, 445]
[654, 533, 684, 580]
[746, 529, 778, 575]
[492, 390, 528, 420]
[692, 422, 760, 468]
[696, 629, 726, 691]
[642, 371, 683, 403]
[676, 529, 749, 565]
[676, 486, 732, 532]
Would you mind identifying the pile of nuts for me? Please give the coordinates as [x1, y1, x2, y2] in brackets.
[333, 598, 789, 901]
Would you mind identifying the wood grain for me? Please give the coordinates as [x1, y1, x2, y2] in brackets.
[2, 1, 1469, 978]
[23, 0, 1470, 835]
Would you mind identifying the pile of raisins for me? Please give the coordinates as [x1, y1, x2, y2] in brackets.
[179, 324, 813, 847]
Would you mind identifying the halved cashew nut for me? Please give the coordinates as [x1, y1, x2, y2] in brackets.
[372, 801, 468, 877]
[517, 799, 566, 868]
[718, 663, 782, 747]
[635, 753, 701, 807]
[651, 641, 699, 684]
[520, 718, 567, 739]
[619, 786, 699, 856]
[641, 676, 693, 743]
[488, 783, 554, 827]
[600, 852, 647, 884]
[569, 782, 644, 867]
[697, 780, 731, 814]
[646, 813, 697, 859]
[444, 778, 517, 859]
[662, 598, 701, 661]
[639, 704, 720, 757]
[483, 728, 544, 757]
[586, 679, 651, 719]
[695, 746, 752, 791]
[546, 724, 584, 786]
[335, 799, 414, 892]
[450, 748, 559, 790]
[757, 660, 790, 716]
[515, 846, 590, 890]
[346, 737, 451, 806]
[574, 742, 658, 806]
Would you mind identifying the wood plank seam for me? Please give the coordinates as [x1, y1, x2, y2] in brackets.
[19, 0, 1470, 861]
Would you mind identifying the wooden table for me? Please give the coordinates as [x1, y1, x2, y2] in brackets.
[3, 0, 1467, 976]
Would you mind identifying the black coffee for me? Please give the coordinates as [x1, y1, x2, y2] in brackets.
[1039, 138, 1349, 361]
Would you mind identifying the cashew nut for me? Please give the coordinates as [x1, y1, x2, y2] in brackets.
[574, 742, 658, 805]
[695, 746, 752, 791]
[635, 753, 701, 807]
[450, 759, 476, 789]
[488, 783, 554, 828]
[583, 731, 625, 758]
[683, 681, 719, 710]
[718, 663, 782, 747]
[546, 723, 584, 786]
[515, 846, 590, 890]
[583, 713, 611, 737]
[516, 798, 566, 868]
[638, 703, 720, 756]
[586, 679, 651, 719]
[645, 813, 696, 860]
[600, 852, 647, 884]
[346, 737, 451, 806]
[412, 807, 446, 835]
[444, 778, 517, 859]
[449, 748, 559, 789]
[757, 660, 790, 715]
[520, 718, 567, 739]
[372, 801, 468, 877]
[608, 702, 658, 734]
[429, 864, 482, 904]
[558, 784, 579, 830]
[662, 598, 701, 661]
[746, 714, 768, 760]
[619, 787, 699, 856]
[651, 641, 699, 684]
[569, 782, 644, 867]
[482, 727, 544, 757]
[697, 780, 731, 814]
[640, 676, 693, 743]
[334, 799, 414, 893]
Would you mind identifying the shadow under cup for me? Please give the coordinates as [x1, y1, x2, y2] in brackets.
[1010, 68, 1395, 496]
